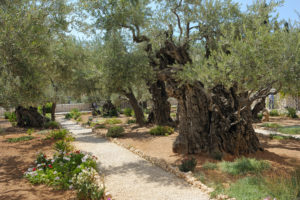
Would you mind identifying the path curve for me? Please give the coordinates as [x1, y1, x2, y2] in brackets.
[57, 116, 210, 200]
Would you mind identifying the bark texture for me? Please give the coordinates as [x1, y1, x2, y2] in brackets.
[15, 106, 48, 127]
[125, 91, 145, 126]
[252, 97, 266, 122]
[51, 102, 56, 121]
[167, 82, 262, 155]
[148, 80, 172, 125]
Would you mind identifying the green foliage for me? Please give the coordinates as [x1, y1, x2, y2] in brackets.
[286, 107, 298, 118]
[277, 126, 300, 135]
[226, 176, 269, 200]
[38, 103, 53, 114]
[24, 150, 103, 200]
[104, 118, 122, 125]
[127, 119, 136, 124]
[5, 112, 16, 123]
[94, 124, 106, 129]
[44, 121, 60, 129]
[220, 158, 270, 175]
[202, 162, 218, 170]
[4, 112, 11, 119]
[149, 126, 174, 136]
[106, 126, 124, 138]
[65, 113, 72, 119]
[257, 113, 263, 120]
[124, 108, 133, 117]
[269, 134, 285, 140]
[179, 158, 197, 172]
[261, 123, 282, 129]
[54, 140, 73, 153]
[47, 129, 68, 140]
[26, 128, 35, 136]
[65, 109, 81, 120]
[6, 136, 34, 143]
[269, 110, 280, 116]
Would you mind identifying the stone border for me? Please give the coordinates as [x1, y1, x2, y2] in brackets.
[92, 128, 235, 200]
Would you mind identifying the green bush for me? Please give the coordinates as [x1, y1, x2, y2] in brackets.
[124, 108, 133, 117]
[44, 121, 60, 129]
[220, 157, 270, 175]
[286, 107, 298, 118]
[210, 151, 223, 161]
[179, 158, 197, 172]
[71, 109, 81, 120]
[5, 112, 16, 123]
[269, 109, 279, 116]
[202, 162, 218, 170]
[24, 151, 103, 200]
[104, 118, 122, 125]
[149, 126, 174, 136]
[106, 126, 124, 138]
[54, 140, 73, 153]
[94, 124, 106, 129]
[47, 129, 68, 140]
[6, 136, 34, 143]
[127, 119, 136, 124]
[65, 113, 72, 119]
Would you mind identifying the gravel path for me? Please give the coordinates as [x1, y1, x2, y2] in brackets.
[255, 128, 300, 139]
[57, 116, 210, 200]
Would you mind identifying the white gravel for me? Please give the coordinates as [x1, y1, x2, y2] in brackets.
[57, 116, 210, 200]
[255, 128, 300, 139]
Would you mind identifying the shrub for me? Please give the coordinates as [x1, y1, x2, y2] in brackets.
[127, 119, 136, 124]
[6, 136, 34, 143]
[286, 107, 298, 118]
[65, 113, 73, 119]
[71, 109, 81, 120]
[5, 112, 17, 123]
[47, 129, 68, 140]
[44, 121, 60, 129]
[4, 112, 11, 119]
[202, 162, 218, 170]
[24, 151, 103, 200]
[104, 118, 122, 125]
[179, 158, 197, 172]
[124, 108, 133, 117]
[26, 128, 35, 135]
[106, 126, 124, 138]
[54, 140, 73, 153]
[94, 124, 106, 129]
[220, 157, 270, 175]
[72, 167, 104, 200]
[269, 109, 279, 116]
[149, 126, 174, 136]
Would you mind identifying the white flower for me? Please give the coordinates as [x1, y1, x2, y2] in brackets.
[53, 171, 57, 175]
[27, 168, 33, 172]
[69, 185, 73, 189]
[51, 159, 55, 163]
[55, 177, 60, 180]
[37, 164, 42, 167]
[63, 157, 70, 161]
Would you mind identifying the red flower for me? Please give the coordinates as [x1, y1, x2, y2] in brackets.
[44, 155, 47, 158]
[76, 150, 80, 154]
[48, 164, 53, 168]
[33, 168, 37, 171]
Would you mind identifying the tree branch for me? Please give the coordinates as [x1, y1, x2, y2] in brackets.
[171, 0, 183, 42]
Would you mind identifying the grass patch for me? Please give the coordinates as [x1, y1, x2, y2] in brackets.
[106, 126, 124, 138]
[46, 129, 68, 140]
[94, 124, 106, 129]
[6, 136, 34, 143]
[269, 134, 285, 140]
[44, 121, 60, 129]
[149, 125, 174, 136]
[104, 118, 122, 125]
[179, 158, 197, 172]
[277, 126, 300, 135]
[269, 109, 280, 116]
[226, 176, 269, 200]
[261, 123, 282, 129]
[202, 162, 218, 170]
[127, 119, 136, 124]
[219, 157, 270, 175]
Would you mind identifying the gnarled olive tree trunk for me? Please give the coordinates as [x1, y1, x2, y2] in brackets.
[251, 97, 266, 122]
[15, 106, 48, 128]
[51, 102, 56, 121]
[125, 91, 145, 126]
[167, 81, 262, 155]
[148, 80, 172, 125]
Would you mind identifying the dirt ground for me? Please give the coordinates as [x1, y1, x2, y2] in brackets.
[0, 119, 75, 200]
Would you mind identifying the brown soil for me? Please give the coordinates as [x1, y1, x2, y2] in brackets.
[0, 119, 75, 200]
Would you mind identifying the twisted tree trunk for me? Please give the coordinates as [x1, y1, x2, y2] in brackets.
[125, 91, 145, 126]
[167, 81, 262, 155]
[51, 102, 56, 121]
[148, 80, 172, 125]
[15, 106, 48, 128]
[252, 97, 266, 122]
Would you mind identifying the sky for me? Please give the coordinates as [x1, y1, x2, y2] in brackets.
[234, 0, 299, 22]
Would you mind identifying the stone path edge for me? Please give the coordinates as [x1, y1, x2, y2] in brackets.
[91, 128, 235, 200]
